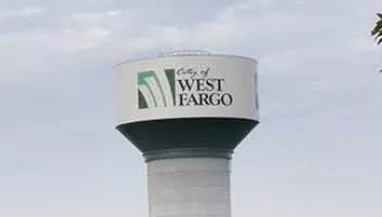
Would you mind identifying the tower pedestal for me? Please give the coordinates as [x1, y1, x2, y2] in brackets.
[147, 157, 231, 217]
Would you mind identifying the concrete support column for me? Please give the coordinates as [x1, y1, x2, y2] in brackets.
[147, 158, 231, 217]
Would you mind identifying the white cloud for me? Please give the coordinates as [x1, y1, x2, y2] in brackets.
[45, 27, 112, 52]
[0, 6, 45, 19]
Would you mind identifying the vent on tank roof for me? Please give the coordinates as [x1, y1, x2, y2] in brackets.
[158, 50, 211, 57]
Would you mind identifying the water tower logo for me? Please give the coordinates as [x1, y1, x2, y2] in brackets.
[137, 67, 234, 109]
[137, 70, 176, 109]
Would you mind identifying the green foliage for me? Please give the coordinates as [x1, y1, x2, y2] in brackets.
[371, 13, 382, 73]
[371, 13, 382, 44]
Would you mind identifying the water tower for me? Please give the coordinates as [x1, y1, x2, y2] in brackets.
[114, 51, 259, 217]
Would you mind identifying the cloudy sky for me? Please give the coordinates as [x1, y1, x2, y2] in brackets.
[1, 0, 382, 217]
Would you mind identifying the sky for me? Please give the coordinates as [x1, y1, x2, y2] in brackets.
[0, 0, 382, 217]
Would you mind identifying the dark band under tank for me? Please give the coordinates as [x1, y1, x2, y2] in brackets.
[116, 117, 258, 161]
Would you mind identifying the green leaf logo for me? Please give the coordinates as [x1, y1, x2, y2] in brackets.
[137, 70, 175, 109]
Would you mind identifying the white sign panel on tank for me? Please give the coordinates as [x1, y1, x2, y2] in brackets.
[114, 55, 259, 125]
